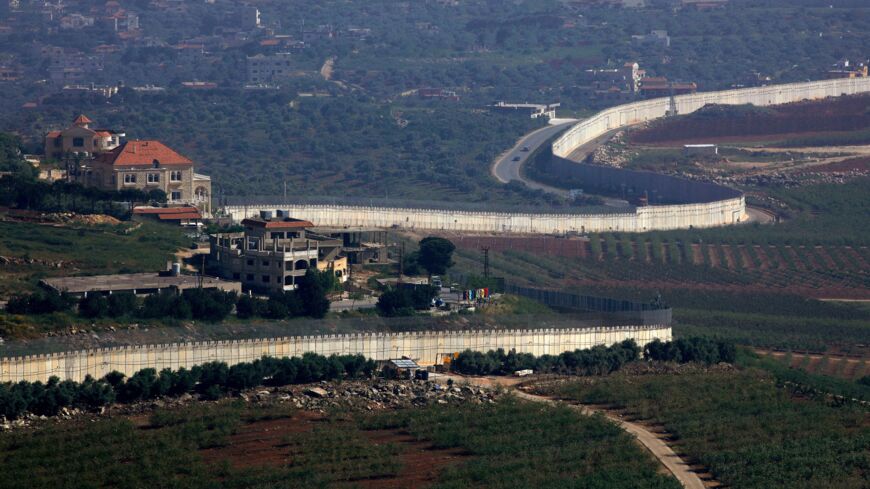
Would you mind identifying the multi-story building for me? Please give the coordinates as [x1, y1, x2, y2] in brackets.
[209, 211, 349, 293]
[246, 52, 293, 84]
[43, 115, 212, 214]
[44, 114, 123, 160]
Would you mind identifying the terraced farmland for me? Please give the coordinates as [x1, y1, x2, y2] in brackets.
[452, 234, 870, 299]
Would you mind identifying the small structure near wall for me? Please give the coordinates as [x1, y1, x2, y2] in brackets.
[683, 144, 719, 156]
[381, 358, 421, 379]
[133, 206, 203, 226]
[489, 101, 560, 119]
[41, 270, 241, 298]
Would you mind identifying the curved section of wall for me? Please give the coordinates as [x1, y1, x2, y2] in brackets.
[552, 78, 870, 158]
[227, 78, 870, 235]
[0, 326, 671, 383]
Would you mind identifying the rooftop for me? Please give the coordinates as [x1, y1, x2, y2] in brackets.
[98, 140, 193, 167]
[42, 272, 240, 295]
[242, 216, 315, 229]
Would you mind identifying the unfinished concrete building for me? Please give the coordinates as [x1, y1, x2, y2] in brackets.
[209, 211, 348, 294]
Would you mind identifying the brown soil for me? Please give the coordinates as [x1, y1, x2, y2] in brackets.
[762, 350, 868, 380]
[720, 245, 736, 269]
[199, 411, 323, 470]
[737, 246, 756, 270]
[811, 156, 870, 173]
[199, 410, 469, 487]
[356, 430, 470, 489]
[706, 244, 719, 268]
[755, 246, 772, 270]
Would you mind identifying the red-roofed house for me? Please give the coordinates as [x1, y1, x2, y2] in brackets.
[43, 114, 124, 160]
[44, 115, 211, 214]
[89, 140, 211, 213]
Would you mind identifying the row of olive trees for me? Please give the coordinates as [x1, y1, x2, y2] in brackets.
[0, 352, 376, 420]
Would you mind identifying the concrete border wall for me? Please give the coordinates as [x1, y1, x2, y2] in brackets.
[552, 77, 870, 158]
[0, 326, 671, 383]
[225, 78, 870, 235]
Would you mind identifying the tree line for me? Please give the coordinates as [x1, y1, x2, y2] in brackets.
[0, 174, 166, 220]
[451, 337, 736, 376]
[0, 353, 376, 420]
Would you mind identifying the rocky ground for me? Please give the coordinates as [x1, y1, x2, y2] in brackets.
[0, 377, 502, 431]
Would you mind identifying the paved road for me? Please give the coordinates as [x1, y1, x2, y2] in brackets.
[491, 120, 576, 185]
[491, 120, 632, 207]
[445, 374, 706, 489]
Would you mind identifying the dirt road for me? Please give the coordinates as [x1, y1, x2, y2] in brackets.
[444, 374, 706, 489]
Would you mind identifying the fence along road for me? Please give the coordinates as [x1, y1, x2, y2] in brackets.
[0, 326, 671, 383]
[225, 77, 870, 235]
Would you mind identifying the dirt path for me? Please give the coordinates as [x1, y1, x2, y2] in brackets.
[445, 374, 707, 489]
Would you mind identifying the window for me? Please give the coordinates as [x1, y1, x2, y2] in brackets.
[53, 138, 61, 148]
[123, 173, 136, 184]
[170, 170, 183, 181]
[147, 173, 159, 183]
[232, 273, 240, 280]
[72, 137, 84, 147]
[152, 159, 160, 168]
[262, 275, 270, 283]
[170, 191, 181, 201]
[246, 274, 254, 281]
[246, 259, 254, 266]
[262, 260, 269, 267]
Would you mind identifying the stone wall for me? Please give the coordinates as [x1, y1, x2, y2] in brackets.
[0, 326, 671, 383]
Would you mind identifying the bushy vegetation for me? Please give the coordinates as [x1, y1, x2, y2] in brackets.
[644, 337, 736, 365]
[0, 353, 375, 420]
[6, 269, 334, 323]
[5, 290, 75, 315]
[452, 338, 735, 376]
[452, 339, 640, 376]
[376, 285, 437, 317]
[551, 369, 870, 489]
[0, 174, 165, 220]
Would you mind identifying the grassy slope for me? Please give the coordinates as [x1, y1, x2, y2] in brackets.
[0, 219, 189, 297]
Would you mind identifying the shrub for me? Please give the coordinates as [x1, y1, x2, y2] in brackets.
[78, 294, 108, 319]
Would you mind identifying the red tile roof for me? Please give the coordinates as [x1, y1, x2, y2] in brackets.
[134, 206, 199, 215]
[99, 140, 193, 167]
[46, 130, 61, 138]
[73, 114, 93, 124]
[242, 218, 314, 229]
[158, 212, 201, 220]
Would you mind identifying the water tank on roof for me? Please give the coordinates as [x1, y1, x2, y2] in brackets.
[260, 210, 273, 220]
[276, 209, 290, 218]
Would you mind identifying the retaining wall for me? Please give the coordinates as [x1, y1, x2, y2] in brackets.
[0, 326, 671, 383]
[226, 78, 870, 234]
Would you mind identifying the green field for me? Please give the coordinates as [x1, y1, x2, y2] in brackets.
[0, 219, 189, 297]
[0, 397, 680, 489]
[543, 367, 870, 489]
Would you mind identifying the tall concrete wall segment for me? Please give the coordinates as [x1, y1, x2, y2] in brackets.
[0, 326, 671, 383]
[552, 77, 870, 158]
[226, 78, 870, 235]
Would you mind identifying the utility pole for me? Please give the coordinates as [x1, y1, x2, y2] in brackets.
[481, 246, 490, 278]
[397, 242, 404, 284]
